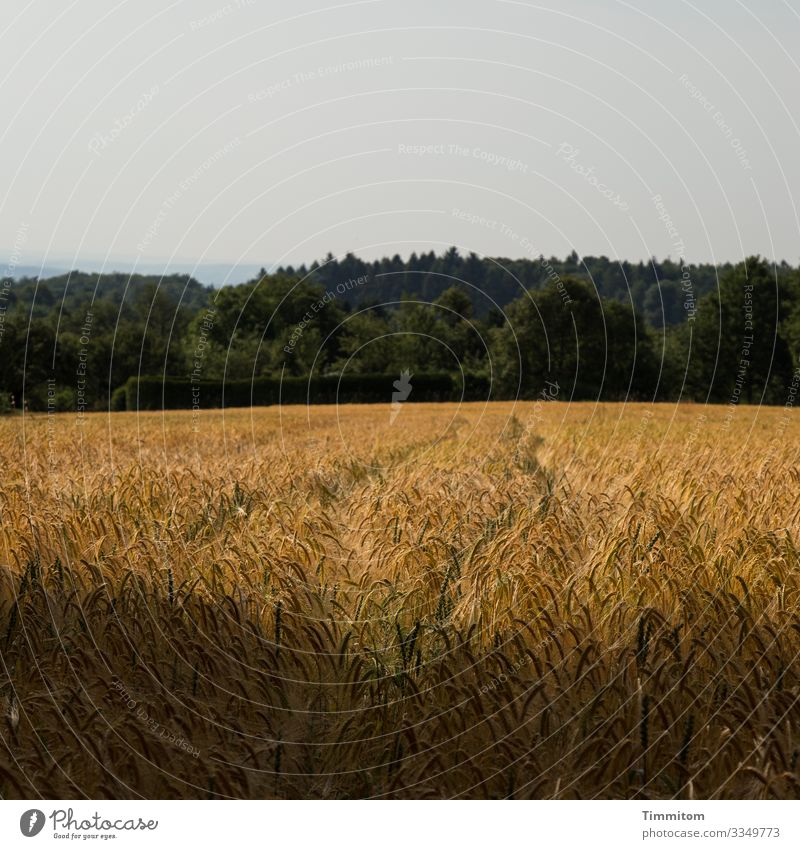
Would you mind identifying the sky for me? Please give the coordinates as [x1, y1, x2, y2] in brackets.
[1, 0, 799, 278]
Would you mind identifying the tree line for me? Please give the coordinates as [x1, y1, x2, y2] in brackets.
[1, 250, 798, 412]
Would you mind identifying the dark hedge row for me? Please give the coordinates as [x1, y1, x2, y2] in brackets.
[123, 372, 493, 411]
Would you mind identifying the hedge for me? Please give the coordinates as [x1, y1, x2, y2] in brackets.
[122, 373, 493, 411]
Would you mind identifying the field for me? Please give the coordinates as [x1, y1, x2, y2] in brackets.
[0, 401, 799, 799]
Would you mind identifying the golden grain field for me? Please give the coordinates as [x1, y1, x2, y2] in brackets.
[0, 402, 798, 799]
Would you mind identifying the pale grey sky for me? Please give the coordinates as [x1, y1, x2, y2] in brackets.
[2, 0, 799, 274]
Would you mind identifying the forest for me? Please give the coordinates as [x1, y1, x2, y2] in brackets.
[1, 250, 798, 411]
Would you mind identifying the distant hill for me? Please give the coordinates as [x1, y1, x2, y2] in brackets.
[5, 261, 270, 287]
